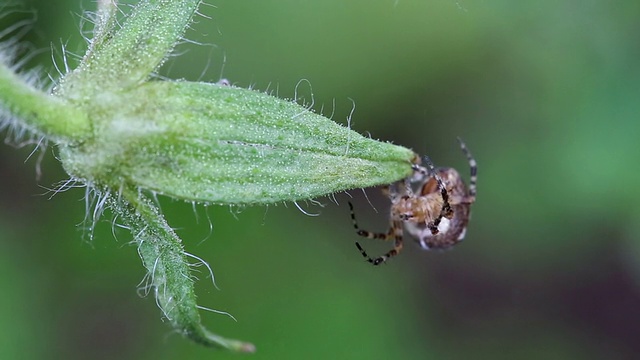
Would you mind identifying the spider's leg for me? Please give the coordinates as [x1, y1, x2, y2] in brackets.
[349, 203, 404, 265]
[457, 137, 477, 198]
[421, 156, 453, 234]
[403, 175, 414, 197]
[381, 184, 392, 198]
[348, 202, 394, 240]
[355, 220, 404, 266]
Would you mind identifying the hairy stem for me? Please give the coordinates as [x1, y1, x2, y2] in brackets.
[110, 187, 255, 352]
[0, 62, 90, 142]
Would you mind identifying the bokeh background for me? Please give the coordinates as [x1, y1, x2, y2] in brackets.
[2, 0, 640, 359]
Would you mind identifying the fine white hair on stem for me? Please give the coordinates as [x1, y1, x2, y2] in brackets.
[132, 225, 149, 248]
[196, 45, 215, 82]
[177, 36, 207, 47]
[38, 177, 82, 199]
[343, 190, 354, 199]
[261, 205, 270, 225]
[110, 212, 124, 242]
[329, 98, 336, 120]
[136, 271, 152, 297]
[196, 206, 214, 247]
[112, 221, 130, 232]
[148, 190, 161, 211]
[0, 15, 34, 42]
[0, 6, 39, 94]
[23, 136, 44, 163]
[292, 78, 315, 119]
[11, 47, 47, 75]
[191, 201, 199, 223]
[79, 185, 111, 241]
[293, 200, 321, 217]
[328, 192, 339, 206]
[49, 43, 64, 78]
[149, 255, 160, 290]
[82, 185, 96, 233]
[197, 305, 237, 322]
[22, 136, 47, 180]
[227, 204, 240, 221]
[361, 187, 378, 213]
[308, 198, 324, 207]
[199, 1, 216, 9]
[345, 97, 356, 156]
[194, 8, 212, 21]
[294, 78, 313, 105]
[155, 285, 173, 320]
[92, 189, 110, 227]
[0, 116, 34, 146]
[76, 10, 93, 45]
[58, 40, 71, 74]
[318, 97, 336, 120]
[183, 251, 219, 290]
[216, 51, 227, 83]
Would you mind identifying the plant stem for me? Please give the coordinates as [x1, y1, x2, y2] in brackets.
[0, 63, 90, 142]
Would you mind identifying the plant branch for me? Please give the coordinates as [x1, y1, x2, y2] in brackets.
[0, 62, 90, 142]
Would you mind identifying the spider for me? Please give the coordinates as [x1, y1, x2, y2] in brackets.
[349, 138, 477, 265]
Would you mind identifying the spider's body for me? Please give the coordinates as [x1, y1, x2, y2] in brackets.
[350, 139, 477, 265]
[403, 167, 473, 250]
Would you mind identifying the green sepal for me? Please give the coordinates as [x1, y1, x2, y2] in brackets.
[60, 81, 415, 204]
[110, 187, 255, 352]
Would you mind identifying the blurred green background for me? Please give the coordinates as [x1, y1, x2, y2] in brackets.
[2, 0, 640, 359]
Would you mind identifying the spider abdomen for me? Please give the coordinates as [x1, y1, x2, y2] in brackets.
[404, 202, 471, 250]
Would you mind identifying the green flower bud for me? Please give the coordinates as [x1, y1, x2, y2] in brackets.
[59, 80, 415, 204]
